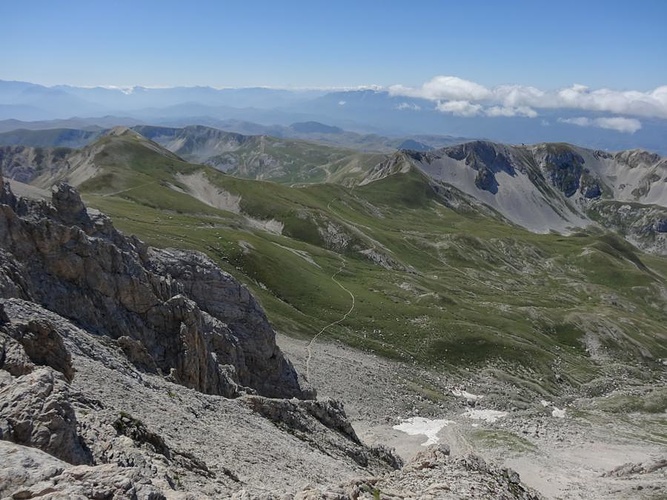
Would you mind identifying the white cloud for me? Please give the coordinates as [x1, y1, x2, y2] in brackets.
[389, 76, 667, 120]
[338, 100, 346, 106]
[485, 105, 538, 118]
[559, 117, 591, 127]
[396, 102, 421, 111]
[596, 117, 642, 133]
[390, 76, 491, 101]
[558, 116, 642, 134]
[493, 84, 546, 108]
[435, 100, 483, 117]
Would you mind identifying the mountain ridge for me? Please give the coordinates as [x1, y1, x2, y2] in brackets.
[2, 128, 666, 255]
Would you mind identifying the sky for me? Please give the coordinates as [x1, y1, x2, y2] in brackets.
[1, 0, 666, 93]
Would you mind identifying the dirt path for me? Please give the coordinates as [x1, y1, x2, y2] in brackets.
[304, 257, 356, 383]
[103, 181, 156, 197]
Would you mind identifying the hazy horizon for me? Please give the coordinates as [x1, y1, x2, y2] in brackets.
[2, 0, 666, 150]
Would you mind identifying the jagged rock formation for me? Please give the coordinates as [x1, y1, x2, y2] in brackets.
[0, 441, 167, 500]
[0, 175, 309, 399]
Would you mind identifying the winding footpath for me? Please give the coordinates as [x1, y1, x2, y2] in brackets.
[304, 257, 356, 383]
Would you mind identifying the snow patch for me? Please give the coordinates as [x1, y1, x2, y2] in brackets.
[541, 400, 566, 418]
[552, 407, 566, 418]
[392, 417, 455, 446]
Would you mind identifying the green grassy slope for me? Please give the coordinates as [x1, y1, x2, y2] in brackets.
[70, 132, 667, 400]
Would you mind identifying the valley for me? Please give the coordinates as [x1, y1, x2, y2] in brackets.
[1, 123, 666, 499]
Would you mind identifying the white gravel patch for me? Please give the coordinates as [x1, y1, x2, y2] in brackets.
[452, 388, 483, 400]
[464, 409, 508, 423]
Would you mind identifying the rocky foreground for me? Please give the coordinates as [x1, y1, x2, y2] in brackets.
[0, 176, 541, 498]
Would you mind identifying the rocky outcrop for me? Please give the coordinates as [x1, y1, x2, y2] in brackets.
[242, 396, 402, 470]
[0, 293, 402, 497]
[144, 248, 305, 398]
[233, 445, 542, 499]
[0, 367, 92, 465]
[0, 441, 166, 500]
[299, 445, 541, 499]
[0, 174, 311, 400]
[0, 176, 402, 497]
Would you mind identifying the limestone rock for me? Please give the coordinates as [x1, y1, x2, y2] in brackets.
[0, 177, 310, 400]
[1, 309, 74, 381]
[0, 441, 166, 500]
[242, 396, 400, 470]
[0, 367, 92, 465]
[51, 181, 93, 230]
[291, 445, 542, 500]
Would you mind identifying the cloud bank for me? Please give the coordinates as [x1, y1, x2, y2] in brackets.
[557, 116, 642, 134]
[388, 76, 667, 133]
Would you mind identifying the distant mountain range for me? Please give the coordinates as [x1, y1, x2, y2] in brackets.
[0, 120, 468, 154]
[1, 80, 666, 154]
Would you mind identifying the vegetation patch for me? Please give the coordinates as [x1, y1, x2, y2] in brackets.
[469, 429, 537, 453]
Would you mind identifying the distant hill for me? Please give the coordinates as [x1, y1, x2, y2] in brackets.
[2, 127, 665, 256]
[0, 118, 469, 153]
[397, 139, 433, 152]
[289, 121, 343, 134]
[0, 128, 103, 148]
[130, 124, 386, 185]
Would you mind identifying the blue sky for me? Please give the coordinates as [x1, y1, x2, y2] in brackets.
[1, 0, 666, 91]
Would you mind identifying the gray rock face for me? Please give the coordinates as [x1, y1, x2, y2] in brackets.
[0, 441, 166, 500]
[0, 174, 311, 400]
[0, 175, 402, 497]
[242, 396, 401, 470]
[0, 367, 92, 465]
[0, 295, 401, 498]
[0, 145, 72, 184]
[144, 248, 307, 399]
